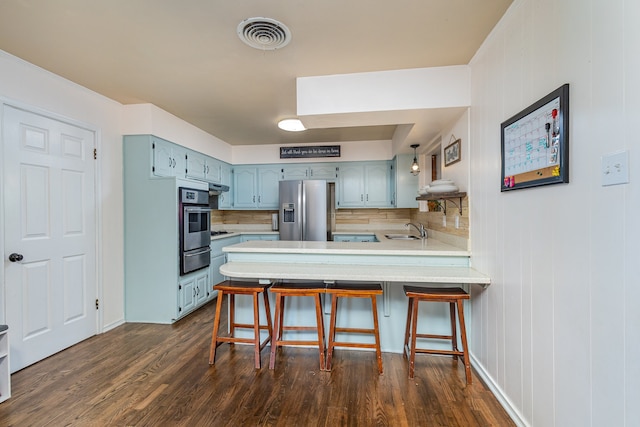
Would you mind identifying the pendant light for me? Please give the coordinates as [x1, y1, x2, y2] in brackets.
[410, 144, 420, 176]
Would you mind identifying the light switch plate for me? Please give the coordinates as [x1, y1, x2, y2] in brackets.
[601, 150, 629, 186]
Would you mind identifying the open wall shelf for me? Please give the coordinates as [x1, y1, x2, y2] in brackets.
[416, 192, 467, 215]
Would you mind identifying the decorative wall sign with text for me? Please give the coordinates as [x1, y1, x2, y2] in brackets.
[501, 84, 569, 191]
[280, 145, 341, 159]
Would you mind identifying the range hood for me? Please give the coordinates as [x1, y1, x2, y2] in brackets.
[208, 183, 230, 195]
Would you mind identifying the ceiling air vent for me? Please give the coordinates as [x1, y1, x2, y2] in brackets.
[237, 17, 291, 50]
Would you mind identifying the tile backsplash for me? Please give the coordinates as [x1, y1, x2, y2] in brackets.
[213, 202, 469, 241]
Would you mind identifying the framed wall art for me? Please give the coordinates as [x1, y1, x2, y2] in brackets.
[444, 137, 461, 167]
[501, 84, 569, 191]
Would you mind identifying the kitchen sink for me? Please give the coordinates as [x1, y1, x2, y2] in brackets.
[384, 234, 420, 240]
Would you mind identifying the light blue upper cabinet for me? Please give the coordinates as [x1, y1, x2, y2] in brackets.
[204, 157, 222, 183]
[257, 166, 280, 208]
[392, 154, 419, 208]
[218, 162, 233, 209]
[151, 136, 186, 178]
[232, 165, 281, 209]
[337, 163, 366, 207]
[185, 150, 207, 181]
[186, 150, 222, 184]
[281, 163, 338, 181]
[337, 161, 391, 208]
[364, 162, 392, 207]
[232, 166, 258, 208]
[281, 165, 309, 180]
[309, 163, 339, 180]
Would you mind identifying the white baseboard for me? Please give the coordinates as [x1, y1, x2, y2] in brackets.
[470, 352, 529, 427]
[102, 318, 125, 333]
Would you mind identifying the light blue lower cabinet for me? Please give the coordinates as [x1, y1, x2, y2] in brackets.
[210, 253, 226, 288]
[240, 234, 280, 242]
[178, 275, 197, 316]
[177, 268, 210, 318]
[210, 235, 242, 287]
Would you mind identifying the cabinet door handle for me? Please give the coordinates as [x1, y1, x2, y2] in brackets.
[258, 196, 261, 203]
[366, 194, 369, 201]
[361, 194, 363, 201]
[253, 195, 256, 203]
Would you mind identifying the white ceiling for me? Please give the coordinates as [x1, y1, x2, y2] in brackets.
[0, 0, 512, 152]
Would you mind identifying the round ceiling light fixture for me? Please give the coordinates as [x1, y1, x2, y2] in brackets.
[277, 118, 306, 132]
[237, 17, 292, 50]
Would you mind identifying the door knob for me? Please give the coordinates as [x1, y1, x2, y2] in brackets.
[8, 253, 23, 262]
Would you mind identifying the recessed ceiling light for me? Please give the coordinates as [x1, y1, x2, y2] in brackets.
[278, 118, 306, 132]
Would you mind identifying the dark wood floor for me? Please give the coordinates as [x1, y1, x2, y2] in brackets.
[0, 296, 515, 426]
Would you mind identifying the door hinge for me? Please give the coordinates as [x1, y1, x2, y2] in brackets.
[95, 299, 99, 310]
[93, 148, 97, 160]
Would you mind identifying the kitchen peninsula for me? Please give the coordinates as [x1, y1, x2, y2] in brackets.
[219, 233, 489, 353]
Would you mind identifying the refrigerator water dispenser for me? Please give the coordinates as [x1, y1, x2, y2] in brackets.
[282, 203, 296, 223]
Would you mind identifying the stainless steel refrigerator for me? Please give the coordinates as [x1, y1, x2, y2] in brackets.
[279, 180, 332, 241]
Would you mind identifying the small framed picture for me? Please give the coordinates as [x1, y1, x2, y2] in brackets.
[444, 138, 461, 167]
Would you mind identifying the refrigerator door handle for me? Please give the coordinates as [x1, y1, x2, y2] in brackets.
[300, 181, 306, 241]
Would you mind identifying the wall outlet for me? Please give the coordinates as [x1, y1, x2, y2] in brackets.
[601, 150, 629, 186]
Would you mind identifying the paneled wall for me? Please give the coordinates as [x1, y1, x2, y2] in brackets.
[468, 0, 639, 426]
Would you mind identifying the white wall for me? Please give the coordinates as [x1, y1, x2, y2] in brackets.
[0, 50, 125, 330]
[468, 0, 639, 426]
[122, 104, 233, 163]
[439, 110, 470, 193]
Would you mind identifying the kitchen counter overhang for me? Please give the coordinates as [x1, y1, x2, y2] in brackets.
[221, 238, 489, 287]
[219, 237, 489, 353]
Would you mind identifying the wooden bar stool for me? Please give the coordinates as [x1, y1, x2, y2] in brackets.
[268, 282, 327, 371]
[326, 282, 383, 374]
[209, 280, 273, 369]
[403, 285, 471, 384]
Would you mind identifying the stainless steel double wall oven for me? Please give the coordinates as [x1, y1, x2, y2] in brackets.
[178, 187, 211, 275]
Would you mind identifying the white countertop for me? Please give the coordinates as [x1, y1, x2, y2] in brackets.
[220, 262, 489, 285]
[216, 230, 488, 286]
[223, 238, 467, 257]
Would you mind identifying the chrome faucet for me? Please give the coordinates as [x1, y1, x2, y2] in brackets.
[405, 222, 426, 239]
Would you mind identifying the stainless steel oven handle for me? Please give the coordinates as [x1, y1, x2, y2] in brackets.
[184, 207, 211, 214]
[184, 248, 211, 257]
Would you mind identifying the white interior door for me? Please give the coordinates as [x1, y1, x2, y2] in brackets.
[2, 104, 97, 372]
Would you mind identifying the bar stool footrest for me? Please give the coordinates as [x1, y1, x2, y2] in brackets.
[332, 341, 377, 349]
